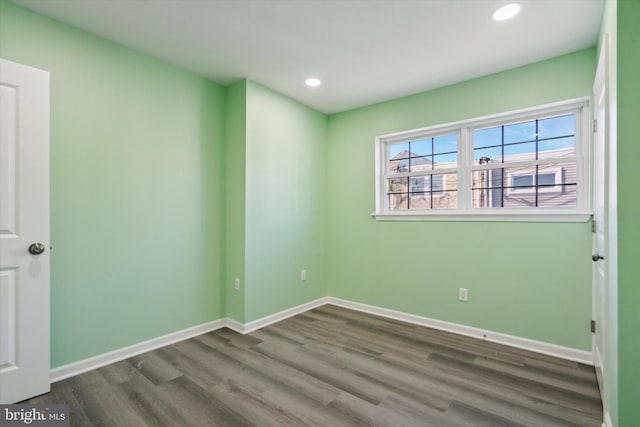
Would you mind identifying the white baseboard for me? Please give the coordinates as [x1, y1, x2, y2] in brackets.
[49, 298, 329, 382]
[224, 317, 245, 334]
[228, 297, 330, 334]
[603, 411, 612, 427]
[50, 296, 593, 383]
[326, 297, 593, 365]
[50, 318, 226, 383]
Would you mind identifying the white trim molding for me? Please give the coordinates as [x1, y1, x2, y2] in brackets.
[243, 297, 329, 333]
[50, 298, 329, 382]
[50, 318, 226, 383]
[224, 317, 245, 334]
[50, 296, 593, 383]
[372, 211, 592, 222]
[374, 97, 591, 222]
[326, 297, 593, 365]
[225, 297, 330, 334]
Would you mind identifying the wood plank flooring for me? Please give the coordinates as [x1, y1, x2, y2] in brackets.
[23, 305, 603, 426]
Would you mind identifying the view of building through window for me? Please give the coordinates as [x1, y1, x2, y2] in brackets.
[378, 104, 585, 215]
[387, 134, 458, 210]
[471, 114, 576, 208]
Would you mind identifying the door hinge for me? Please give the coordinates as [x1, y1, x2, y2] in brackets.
[592, 218, 597, 233]
[593, 119, 598, 133]
[591, 320, 596, 334]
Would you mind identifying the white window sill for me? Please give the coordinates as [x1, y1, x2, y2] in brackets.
[372, 210, 592, 223]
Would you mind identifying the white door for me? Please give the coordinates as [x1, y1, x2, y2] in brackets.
[592, 42, 608, 402]
[0, 58, 50, 403]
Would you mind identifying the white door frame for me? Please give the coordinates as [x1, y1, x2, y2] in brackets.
[592, 34, 614, 425]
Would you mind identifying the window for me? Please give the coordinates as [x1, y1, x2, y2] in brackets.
[385, 134, 458, 210]
[374, 98, 590, 221]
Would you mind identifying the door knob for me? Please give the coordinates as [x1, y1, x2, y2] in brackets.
[28, 243, 45, 255]
[592, 252, 604, 262]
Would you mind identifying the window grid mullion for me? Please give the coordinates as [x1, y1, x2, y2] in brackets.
[408, 178, 412, 206]
[500, 126, 505, 208]
[458, 128, 470, 211]
[429, 136, 434, 209]
[470, 157, 577, 171]
[535, 120, 539, 207]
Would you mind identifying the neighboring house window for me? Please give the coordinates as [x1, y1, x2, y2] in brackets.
[507, 168, 563, 196]
[374, 98, 590, 221]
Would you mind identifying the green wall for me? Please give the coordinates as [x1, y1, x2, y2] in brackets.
[0, 0, 226, 367]
[326, 49, 596, 350]
[616, 0, 640, 424]
[224, 80, 247, 322]
[244, 81, 328, 321]
[224, 80, 329, 323]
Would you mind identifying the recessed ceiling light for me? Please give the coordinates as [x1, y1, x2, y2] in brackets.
[305, 78, 321, 87]
[492, 3, 521, 21]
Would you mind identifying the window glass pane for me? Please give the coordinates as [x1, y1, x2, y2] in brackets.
[538, 114, 574, 140]
[408, 174, 449, 193]
[502, 192, 537, 208]
[409, 155, 432, 172]
[504, 120, 536, 144]
[538, 173, 556, 187]
[473, 127, 501, 149]
[473, 146, 502, 164]
[389, 157, 408, 173]
[504, 142, 536, 162]
[411, 139, 431, 156]
[538, 185, 577, 208]
[433, 134, 457, 154]
[472, 169, 502, 190]
[538, 162, 576, 188]
[389, 142, 409, 159]
[432, 175, 444, 191]
[388, 177, 407, 210]
[539, 136, 574, 156]
[388, 194, 407, 210]
[472, 163, 576, 208]
[473, 116, 575, 161]
[408, 189, 458, 210]
[408, 193, 430, 209]
[409, 176, 430, 193]
[388, 142, 409, 174]
[436, 190, 457, 209]
[433, 152, 457, 169]
[506, 166, 539, 192]
[389, 173, 458, 210]
[387, 177, 407, 193]
[389, 134, 459, 172]
[512, 175, 533, 188]
[472, 188, 499, 208]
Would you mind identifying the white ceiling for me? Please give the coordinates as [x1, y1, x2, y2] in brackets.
[13, 0, 604, 114]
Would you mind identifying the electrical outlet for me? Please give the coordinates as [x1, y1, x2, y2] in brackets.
[458, 288, 469, 302]
[234, 278, 240, 291]
[301, 269, 307, 281]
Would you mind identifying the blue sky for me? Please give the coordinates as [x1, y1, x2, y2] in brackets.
[389, 114, 575, 167]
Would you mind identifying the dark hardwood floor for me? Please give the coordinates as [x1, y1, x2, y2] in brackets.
[24, 305, 603, 426]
